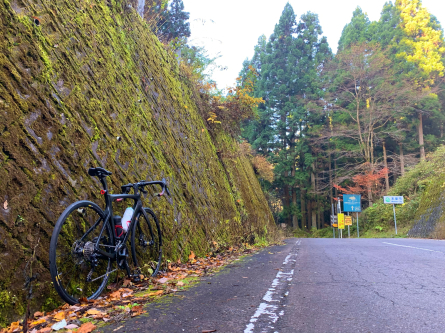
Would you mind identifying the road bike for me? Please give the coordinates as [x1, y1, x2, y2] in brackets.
[49, 167, 170, 305]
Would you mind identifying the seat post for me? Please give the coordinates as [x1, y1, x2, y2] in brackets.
[100, 176, 108, 192]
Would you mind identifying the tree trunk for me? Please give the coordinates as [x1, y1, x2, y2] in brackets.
[306, 200, 314, 230]
[418, 113, 425, 160]
[311, 208, 317, 229]
[283, 171, 291, 226]
[311, 164, 317, 229]
[292, 188, 298, 229]
[383, 141, 389, 193]
[367, 163, 373, 207]
[300, 189, 306, 230]
[400, 144, 405, 176]
[329, 151, 333, 207]
[334, 159, 338, 198]
[291, 163, 298, 229]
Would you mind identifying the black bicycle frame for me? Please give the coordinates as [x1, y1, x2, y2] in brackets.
[92, 188, 142, 260]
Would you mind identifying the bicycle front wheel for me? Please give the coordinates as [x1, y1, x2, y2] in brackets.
[49, 201, 114, 304]
[130, 208, 162, 277]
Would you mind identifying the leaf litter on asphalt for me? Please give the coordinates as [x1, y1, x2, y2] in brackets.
[1, 244, 263, 333]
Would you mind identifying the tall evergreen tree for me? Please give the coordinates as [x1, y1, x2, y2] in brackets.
[242, 4, 331, 229]
[156, 0, 191, 42]
[338, 7, 372, 51]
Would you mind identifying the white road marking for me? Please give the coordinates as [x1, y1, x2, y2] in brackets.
[244, 239, 301, 333]
[383, 242, 443, 253]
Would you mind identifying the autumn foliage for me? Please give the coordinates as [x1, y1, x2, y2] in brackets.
[204, 66, 264, 135]
[251, 155, 274, 183]
[334, 167, 389, 201]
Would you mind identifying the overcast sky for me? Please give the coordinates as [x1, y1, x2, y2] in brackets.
[182, 0, 445, 90]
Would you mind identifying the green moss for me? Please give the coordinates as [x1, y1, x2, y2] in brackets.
[0, 0, 278, 325]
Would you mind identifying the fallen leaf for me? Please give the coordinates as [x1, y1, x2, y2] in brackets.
[147, 290, 163, 297]
[122, 279, 132, 287]
[51, 319, 67, 331]
[176, 281, 184, 286]
[202, 330, 217, 333]
[30, 318, 46, 326]
[69, 305, 82, 312]
[65, 324, 79, 329]
[108, 290, 121, 300]
[157, 277, 170, 284]
[53, 311, 66, 321]
[37, 328, 52, 333]
[86, 308, 105, 316]
[8, 322, 20, 331]
[77, 322, 96, 333]
[3, 200, 7, 210]
[33, 312, 44, 318]
[188, 251, 195, 260]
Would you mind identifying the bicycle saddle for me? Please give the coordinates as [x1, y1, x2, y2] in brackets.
[88, 167, 112, 177]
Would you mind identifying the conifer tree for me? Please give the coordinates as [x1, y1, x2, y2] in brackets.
[242, 4, 331, 228]
[156, 0, 191, 42]
[338, 7, 372, 51]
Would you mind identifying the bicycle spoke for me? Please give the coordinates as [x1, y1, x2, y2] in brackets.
[50, 202, 113, 304]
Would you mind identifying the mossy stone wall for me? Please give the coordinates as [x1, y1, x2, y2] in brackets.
[0, 0, 276, 324]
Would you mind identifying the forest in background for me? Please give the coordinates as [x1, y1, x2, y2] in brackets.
[238, 0, 445, 230]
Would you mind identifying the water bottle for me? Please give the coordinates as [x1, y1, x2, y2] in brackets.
[114, 215, 124, 238]
[122, 207, 134, 233]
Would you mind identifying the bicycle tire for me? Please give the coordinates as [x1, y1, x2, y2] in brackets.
[130, 207, 162, 277]
[49, 201, 114, 304]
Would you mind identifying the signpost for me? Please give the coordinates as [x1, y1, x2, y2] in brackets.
[343, 194, 361, 238]
[345, 215, 352, 238]
[338, 213, 345, 235]
[383, 196, 404, 235]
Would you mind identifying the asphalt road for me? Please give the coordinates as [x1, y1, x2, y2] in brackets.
[102, 238, 445, 333]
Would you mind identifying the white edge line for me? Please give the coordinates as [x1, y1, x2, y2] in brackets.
[383, 242, 443, 253]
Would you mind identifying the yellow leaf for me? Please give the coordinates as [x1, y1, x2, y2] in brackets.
[54, 311, 66, 321]
[86, 308, 105, 316]
[148, 290, 164, 297]
[30, 318, 46, 326]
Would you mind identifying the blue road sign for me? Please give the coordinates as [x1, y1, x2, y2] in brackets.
[343, 194, 361, 212]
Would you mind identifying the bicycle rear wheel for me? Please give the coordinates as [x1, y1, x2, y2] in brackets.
[130, 208, 162, 277]
[49, 201, 114, 304]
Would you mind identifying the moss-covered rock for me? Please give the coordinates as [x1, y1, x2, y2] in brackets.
[0, 0, 277, 325]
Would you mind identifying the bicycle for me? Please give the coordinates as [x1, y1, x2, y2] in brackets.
[49, 167, 171, 305]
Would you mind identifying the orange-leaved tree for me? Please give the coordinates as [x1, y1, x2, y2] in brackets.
[334, 166, 388, 206]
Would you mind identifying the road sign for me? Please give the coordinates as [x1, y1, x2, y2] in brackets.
[343, 194, 361, 212]
[384, 196, 403, 235]
[384, 196, 404, 204]
[331, 215, 338, 228]
[345, 216, 352, 226]
[338, 213, 345, 229]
